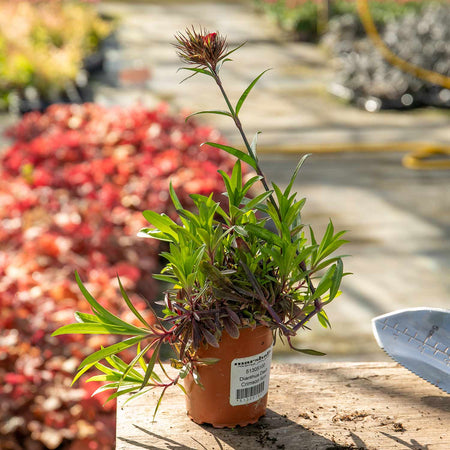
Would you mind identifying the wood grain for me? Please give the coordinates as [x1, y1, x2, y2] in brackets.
[116, 362, 449, 449]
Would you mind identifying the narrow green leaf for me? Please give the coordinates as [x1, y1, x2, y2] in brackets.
[285, 154, 310, 197]
[74, 271, 139, 331]
[74, 312, 100, 324]
[142, 211, 178, 240]
[177, 383, 187, 396]
[152, 274, 177, 284]
[242, 175, 262, 196]
[152, 387, 167, 421]
[94, 362, 115, 375]
[220, 42, 246, 61]
[137, 228, 174, 242]
[242, 191, 273, 211]
[312, 264, 336, 300]
[178, 67, 213, 83]
[78, 336, 144, 370]
[317, 310, 331, 329]
[291, 347, 326, 356]
[328, 259, 344, 303]
[52, 322, 144, 337]
[245, 223, 282, 247]
[202, 142, 257, 170]
[105, 386, 144, 403]
[118, 342, 153, 387]
[105, 354, 127, 372]
[235, 69, 271, 116]
[140, 342, 161, 390]
[122, 387, 156, 407]
[230, 160, 242, 196]
[117, 276, 151, 329]
[250, 131, 261, 160]
[216, 57, 232, 73]
[185, 110, 232, 122]
[71, 362, 97, 386]
[169, 181, 182, 210]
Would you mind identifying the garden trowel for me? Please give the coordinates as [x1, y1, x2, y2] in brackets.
[372, 307, 450, 394]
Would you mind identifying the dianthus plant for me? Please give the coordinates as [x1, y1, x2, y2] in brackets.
[53, 27, 348, 416]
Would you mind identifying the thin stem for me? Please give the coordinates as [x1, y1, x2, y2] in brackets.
[212, 70, 278, 212]
[209, 63, 322, 331]
[210, 67, 320, 320]
[292, 299, 322, 333]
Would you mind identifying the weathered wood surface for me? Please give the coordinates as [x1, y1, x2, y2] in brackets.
[116, 363, 449, 449]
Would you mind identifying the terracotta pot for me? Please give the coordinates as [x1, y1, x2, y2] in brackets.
[184, 326, 273, 428]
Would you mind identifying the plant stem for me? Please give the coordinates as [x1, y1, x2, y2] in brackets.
[213, 72, 274, 200]
[211, 66, 322, 332]
[292, 299, 322, 333]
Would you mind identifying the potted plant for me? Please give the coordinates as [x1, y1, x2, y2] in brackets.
[53, 27, 348, 428]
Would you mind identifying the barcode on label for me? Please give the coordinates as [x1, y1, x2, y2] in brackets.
[236, 381, 265, 401]
[236, 381, 264, 400]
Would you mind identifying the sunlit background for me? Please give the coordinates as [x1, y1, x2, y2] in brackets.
[1, 0, 449, 448]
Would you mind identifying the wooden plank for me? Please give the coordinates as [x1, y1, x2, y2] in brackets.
[116, 363, 449, 449]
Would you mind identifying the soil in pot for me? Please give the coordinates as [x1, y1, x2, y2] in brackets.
[184, 326, 273, 428]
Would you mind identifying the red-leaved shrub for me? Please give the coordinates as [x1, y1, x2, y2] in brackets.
[0, 103, 236, 449]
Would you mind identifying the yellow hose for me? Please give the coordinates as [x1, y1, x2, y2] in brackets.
[353, 0, 450, 169]
[356, 0, 450, 89]
[275, 0, 450, 170]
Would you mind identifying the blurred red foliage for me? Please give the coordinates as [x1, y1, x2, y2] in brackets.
[0, 103, 235, 449]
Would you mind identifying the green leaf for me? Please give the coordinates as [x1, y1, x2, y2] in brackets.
[105, 386, 145, 403]
[285, 154, 310, 197]
[185, 110, 232, 122]
[117, 276, 151, 328]
[52, 322, 145, 337]
[235, 69, 271, 116]
[137, 228, 174, 242]
[169, 181, 182, 210]
[152, 387, 167, 421]
[152, 274, 177, 284]
[118, 342, 153, 387]
[317, 310, 331, 329]
[74, 271, 136, 330]
[178, 67, 213, 83]
[317, 220, 335, 260]
[242, 175, 262, 196]
[78, 336, 144, 370]
[216, 57, 232, 73]
[231, 160, 242, 197]
[328, 259, 344, 303]
[245, 223, 282, 247]
[250, 131, 261, 160]
[202, 142, 257, 170]
[312, 264, 336, 300]
[291, 347, 326, 356]
[121, 386, 155, 407]
[242, 191, 273, 212]
[220, 42, 246, 61]
[140, 342, 161, 390]
[74, 312, 100, 324]
[142, 211, 178, 240]
[72, 360, 103, 386]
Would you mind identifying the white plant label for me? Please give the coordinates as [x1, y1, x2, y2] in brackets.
[229, 346, 272, 406]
